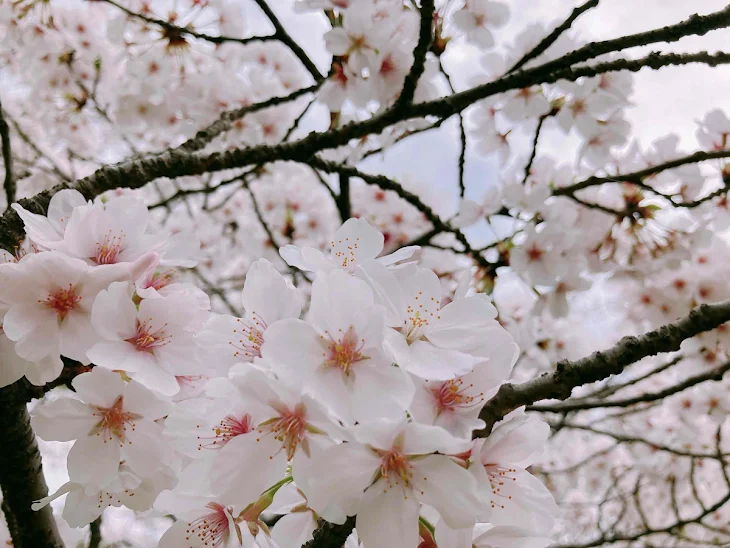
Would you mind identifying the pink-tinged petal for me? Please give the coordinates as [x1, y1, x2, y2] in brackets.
[375, 246, 419, 267]
[472, 525, 553, 548]
[401, 340, 480, 380]
[195, 314, 250, 368]
[122, 379, 172, 419]
[59, 311, 97, 364]
[402, 422, 472, 455]
[261, 319, 324, 382]
[31, 397, 96, 441]
[128, 360, 181, 396]
[2, 303, 57, 343]
[356, 262, 406, 328]
[72, 368, 125, 408]
[434, 520, 473, 548]
[11, 311, 60, 363]
[271, 512, 317, 548]
[242, 258, 301, 324]
[67, 433, 121, 487]
[331, 218, 384, 269]
[427, 296, 498, 351]
[86, 341, 145, 372]
[348, 364, 413, 423]
[0, 334, 28, 387]
[411, 455, 481, 529]
[279, 245, 311, 271]
[211, 433, 288, 507]
[11, 204, 65, 249]
[122, 420, 169, 478]
[323, 28, 351, 56]
[91, 281, 137, 340]
[481, 468, 559, 532]
[62, 486, 105, 528]
[47, 189, 87, 231]
[296, 441, 378, 523]
[480, 414, 549, 467]
[308, 270, 375, 334]
[23, 355, 63, 386]
[356, 481, 419, 548]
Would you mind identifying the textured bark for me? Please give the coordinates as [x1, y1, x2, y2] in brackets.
[0, 382, 63, 548]
[476, 299, 730, 435]
[302, 517, 355, 548]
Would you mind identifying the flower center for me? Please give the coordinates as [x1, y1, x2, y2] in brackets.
[377, 448, 413, 487]
[230, 314, 266, 360]
[197, 414, 253, 451]
[91, 395, 140, 443]
[94, 231, 125, 265]
[43, 285, 81, 319]
[127, 319, 169, 353]
[322, 326, 366, 374]
[258, 403, 308, 461]
[431, 378, 483, 414]
[404, 291, 439, 343]
[185, 502, 232, 548]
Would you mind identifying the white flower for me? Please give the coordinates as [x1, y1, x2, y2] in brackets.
[87, 280, 209, 396]
[31, 462, 174, 527]
[0, 250, 157, 369]
[453, 0, 509, 49]
[31, 368, 173, 489]
[408, 329, 518, 437]
[209, 370, 342, 507]
[469, 411, 559, 531]
[262, 269, 413, 425]
[11, 189, 88, 250]
[299, 419, 482, 548]
[280, 218, 418, 275]
[323, 4, 390, 73]
[196, 258, 301, 371]
[359, 262, 500, 379]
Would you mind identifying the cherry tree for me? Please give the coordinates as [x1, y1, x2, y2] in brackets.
[1, 1, 730, 547]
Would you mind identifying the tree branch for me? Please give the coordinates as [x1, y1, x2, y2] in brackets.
[0, 100, 14, 209]
[394, 0, 434, 108]
[555, 149, 730, 196]
[507, 0, 600, 74]
[302, 516, 355, 548]
[101, 0, 278, 47]
[0, 382, 63, 548]
[476, 298, 730, 435]
[251, 0, 325, 82]
[529, 359, 730, 412]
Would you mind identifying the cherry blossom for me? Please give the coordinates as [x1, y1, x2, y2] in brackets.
[31, 368, 172, 489]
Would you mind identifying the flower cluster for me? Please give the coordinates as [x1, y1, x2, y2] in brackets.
[5, 196, 558, 547]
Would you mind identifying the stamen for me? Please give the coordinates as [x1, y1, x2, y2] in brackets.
[185, 502, 232, 547]
[197, 414, 253, 451]
[90, 395, 141, 444]
[42, 284, 81, 319]
[229, 313, 266, 360]
[321, 325, 366, 374]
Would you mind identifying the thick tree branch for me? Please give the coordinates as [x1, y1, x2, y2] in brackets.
[302, 517, 355, 548]
[507, 0, 600, 74]
[0, 101, 14, 209]
[476, 298, 730, 435]
[179, 83, 321, 152]
[0, 383, 63, 548]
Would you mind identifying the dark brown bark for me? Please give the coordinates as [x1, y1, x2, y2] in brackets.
[0, 382, 63, 548]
